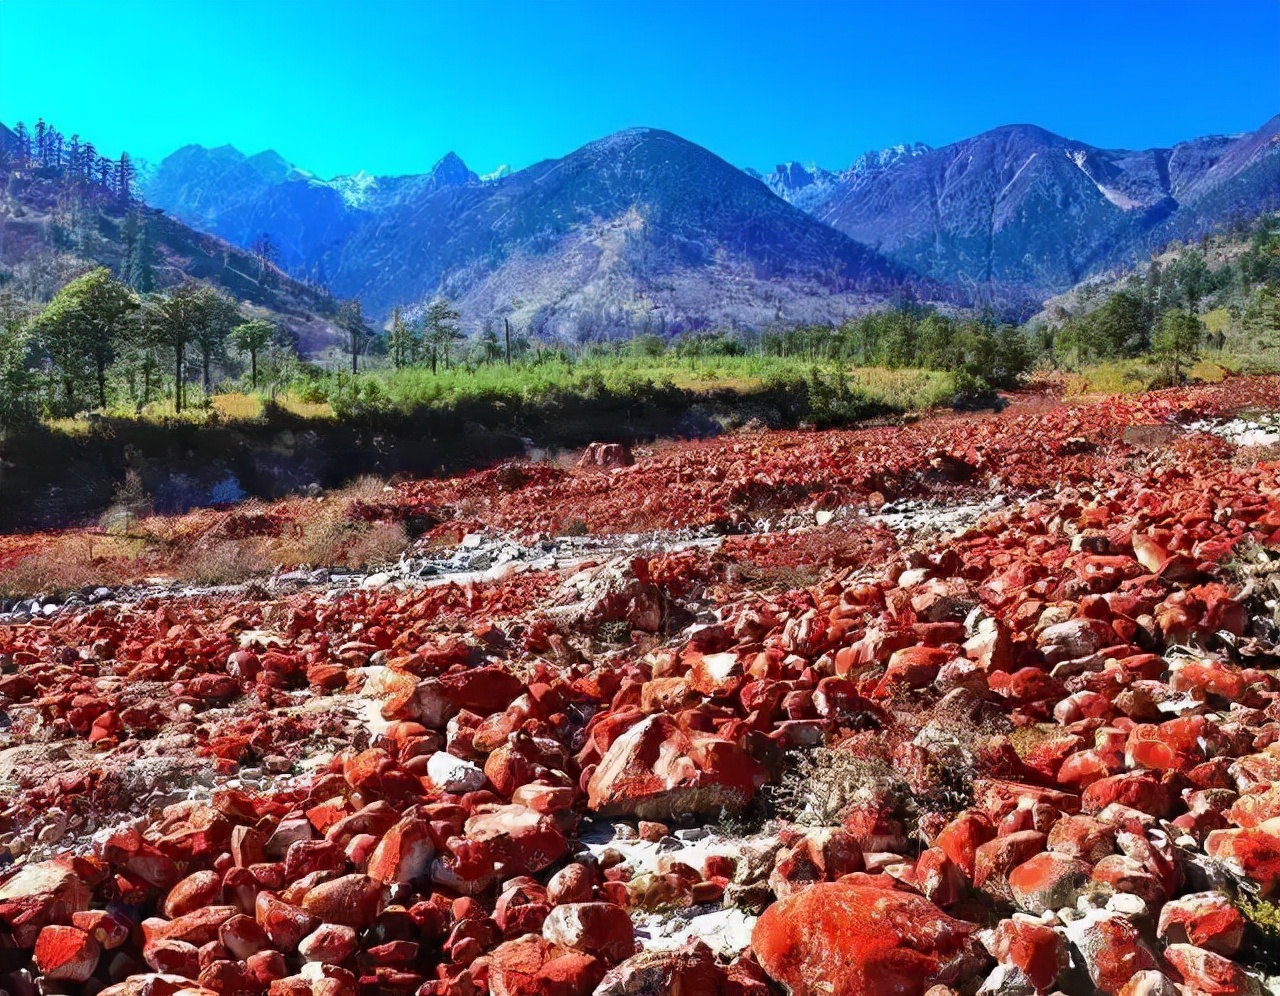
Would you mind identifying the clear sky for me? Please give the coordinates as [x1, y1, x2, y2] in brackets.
[1, 0, 1277, 179]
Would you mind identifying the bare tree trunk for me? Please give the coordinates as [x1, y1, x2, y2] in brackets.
[504, 317, 511, 365]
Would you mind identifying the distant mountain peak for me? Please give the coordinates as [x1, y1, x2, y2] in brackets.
[427, 151, 478, 188]
[757, 142, 932, 212]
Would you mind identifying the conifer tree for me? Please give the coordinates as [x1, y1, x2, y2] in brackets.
[116, 152, 136, 201]
[230, 318, 276, 388]
[387, 306, 417, 369]
[31, 268, 138, 410]
[338, 297, 370, 374]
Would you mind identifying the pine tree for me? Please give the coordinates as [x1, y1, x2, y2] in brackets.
[250, 233, 276, 280]
[150, 285, 238, 412]
[95, 156, 113, 190]
[338, 297, 370, 374]
[230, 319, 276, 388]
[116, 152, 136, 201]
[387, 306, 416, 369]
[423, 298, 462, 373]
[479, 320, 501, 363]
[121, 211, 156, 292]
[1152, 308, 1203, 383]
[34, 119, 47, 166]
[14, 123, 30, 167]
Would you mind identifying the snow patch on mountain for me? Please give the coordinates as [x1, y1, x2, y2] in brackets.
[1067, 149, 1144, 211]
[755, 142, 932, 212]
[322, 170, 379, 208]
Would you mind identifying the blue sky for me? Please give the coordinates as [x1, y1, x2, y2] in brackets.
[1, 0, 1277, 178]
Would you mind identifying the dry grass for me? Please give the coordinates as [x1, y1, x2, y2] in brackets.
[0, 533, 140, 597]
[212, 392, 264, 420]
[272, 393, 336, 420]
[0, 476, 412, 597]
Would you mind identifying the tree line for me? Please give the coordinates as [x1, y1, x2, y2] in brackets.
[2, 118, 137, 201]
[0, 269, 297, 428]
[1038, 215, 1280, 377]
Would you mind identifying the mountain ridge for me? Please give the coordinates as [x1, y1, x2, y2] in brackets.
[141, 115, 1280, 327]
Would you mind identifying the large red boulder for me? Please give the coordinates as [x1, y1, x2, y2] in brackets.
[586, 714, 763, 819]
[752, 883, 977, 996]
[1157, 891, 1245, 956]
[540, 902, 634, 964]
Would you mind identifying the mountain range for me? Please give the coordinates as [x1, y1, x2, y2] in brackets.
[62, 113, 1280, 334]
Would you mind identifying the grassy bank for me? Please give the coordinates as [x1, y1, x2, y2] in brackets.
[42, 354, 959, 432]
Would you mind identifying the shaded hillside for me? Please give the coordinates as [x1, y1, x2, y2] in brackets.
[147, 129, 945, 333]
[1, 128, 344, 354]
[812, 116, 1280, 308]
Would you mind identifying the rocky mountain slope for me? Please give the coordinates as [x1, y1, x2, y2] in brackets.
[145, 116, 1280, 328]
[148, 129, 928, 335]
[809, 117, 1280, 308]
[745, 143, 932, 214]
[0, 126, 344, 354]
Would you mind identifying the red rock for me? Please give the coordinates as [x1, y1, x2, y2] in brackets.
[1081, 771, 1174, 818]
[876, 646, 954, 694]
[366, 817, 435, 885]
[219, 913, 267, 960]
[593, 939, 725, 995]
[586, 713, 762, 819]
[1228, 784, 1280, 829]
[985, 915, 1067, 992]
[1164, 943, 1257, 995]
[255, 892, 320, 951]
[1046, 814, 1116, 862]
[1116, 971, 1181, 996]
[162, 870, 223, 919]
[1064, 910, 1158, 995]
[547, 863, 597, 906]
[0, 858, 92, 912]
[1038, 618, 1114, 664]
[494, 881, 551, 938]
[1157, 891, 1245, 956]
[1205, 828, 1280, 896]
[933, 811, 995, 878]
[914, 848, 966, 908]
[300, 874, 383, 928]
[144, 937, 201, 977]
[687, 651, 743, 698]
[973, 831, 1047, 903]
[1091, 854, 1167, 905]
[752, 883, 976, 996]
[144, 906, 239, 946]
[34, 924, 101, 982]
[298, 923, 358, 964]
[487, 934, 605, 996]
[541, 902, 635, 963]
[1007, 852, 1091, 914]
[284, 839, 346, 881]
[464, 804, 567, 875]
[72, 909, 132, 950]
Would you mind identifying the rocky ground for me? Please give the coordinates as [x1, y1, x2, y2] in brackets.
[1, 376, 1280, 996]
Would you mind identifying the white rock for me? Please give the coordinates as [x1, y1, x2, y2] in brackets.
[427, 751, 486, 793]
